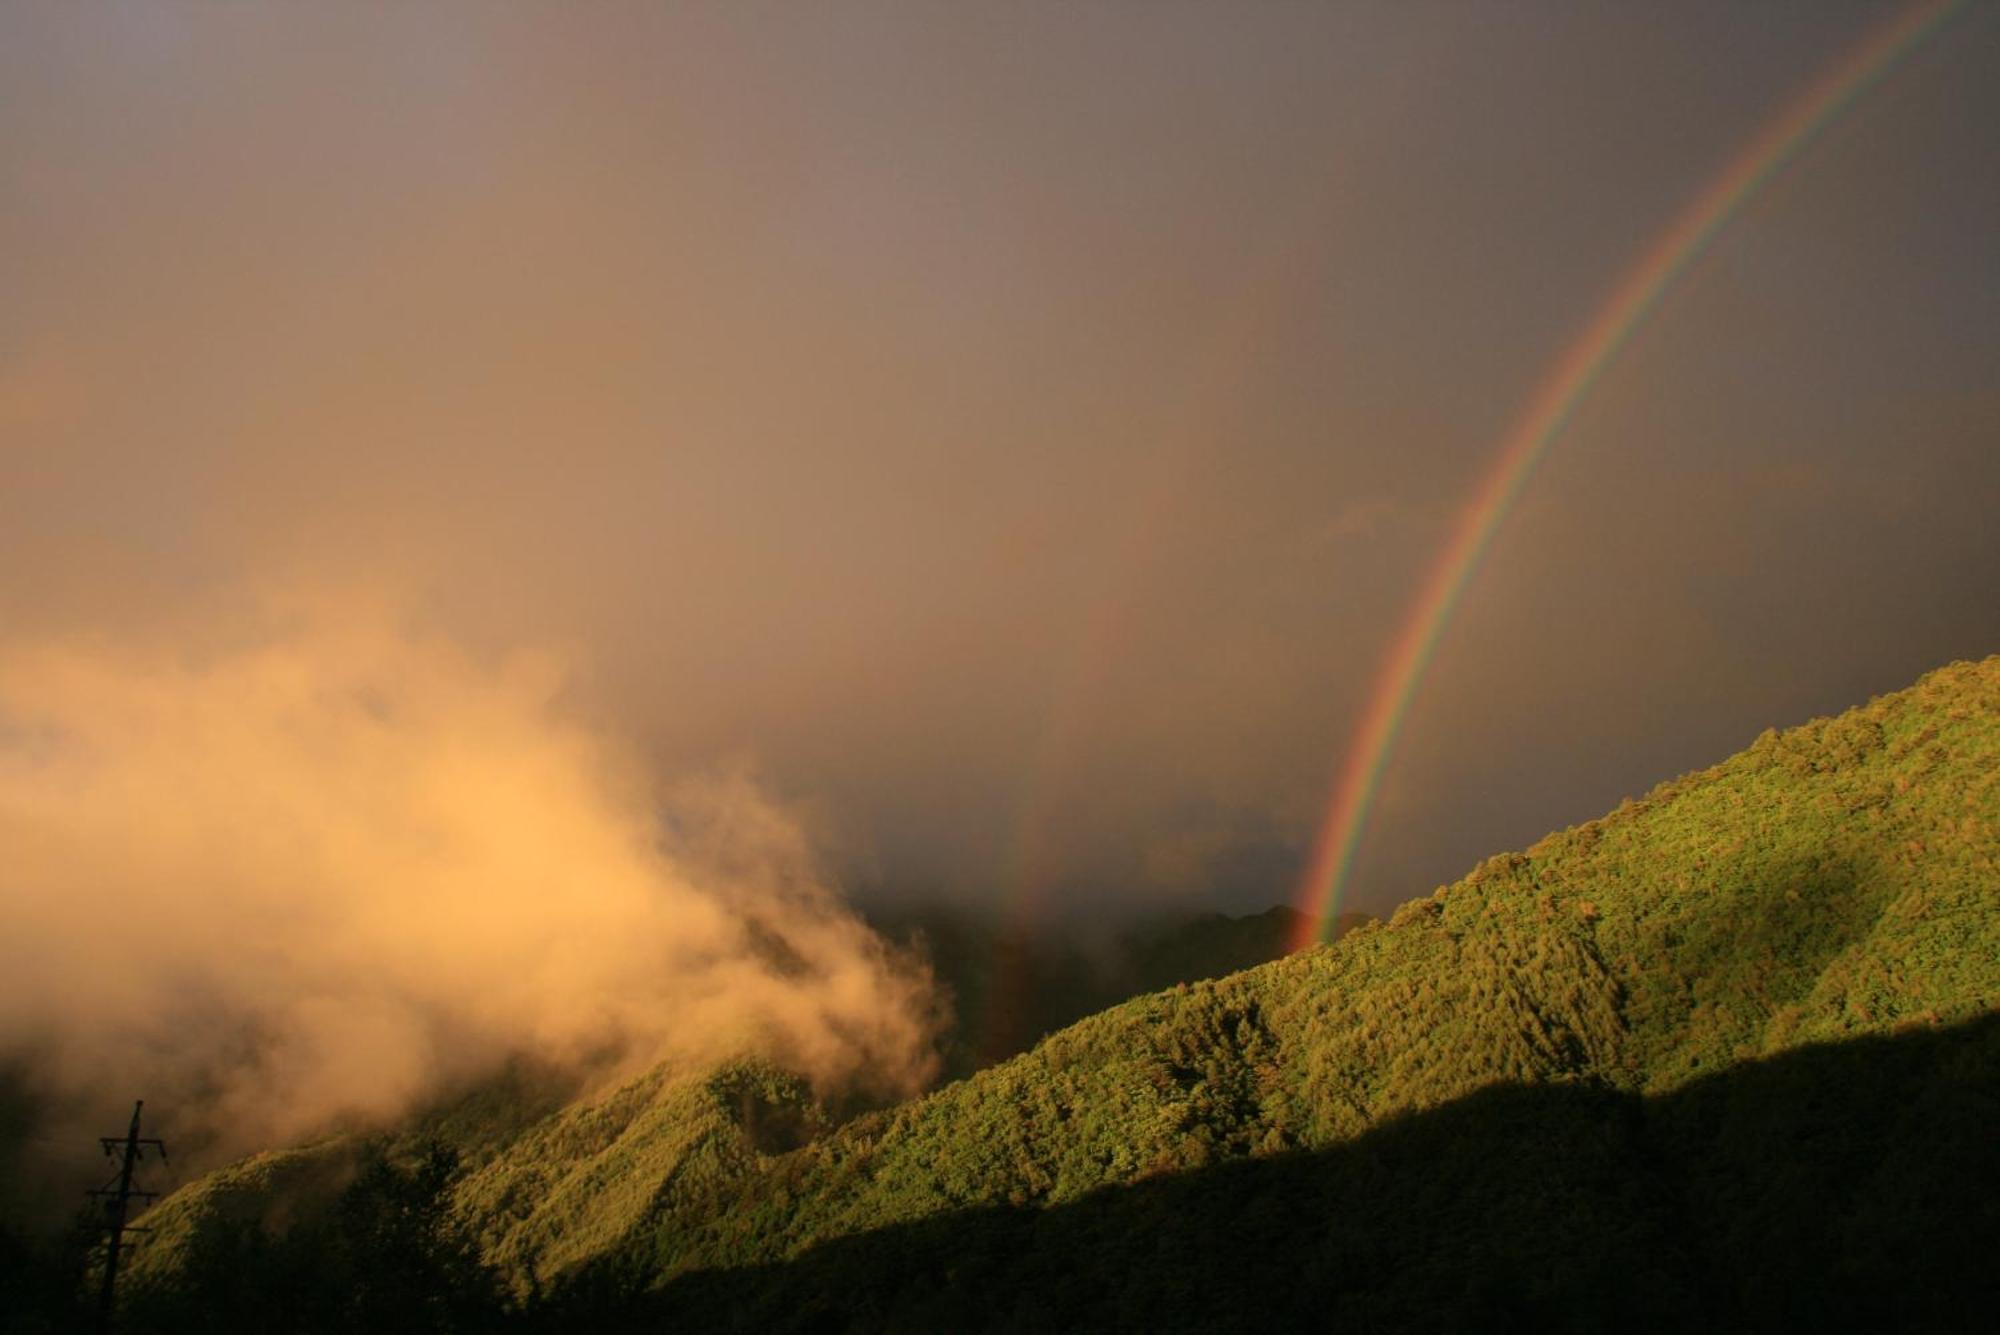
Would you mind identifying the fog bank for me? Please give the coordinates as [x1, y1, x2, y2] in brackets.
[0, 589, 939, 1170]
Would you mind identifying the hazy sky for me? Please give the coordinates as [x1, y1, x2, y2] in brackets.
[5, 1, 1997, 926]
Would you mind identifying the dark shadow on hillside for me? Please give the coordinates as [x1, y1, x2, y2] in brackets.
[563, 1012, 2000, 1335]
[1664, 852, 1891, 1012]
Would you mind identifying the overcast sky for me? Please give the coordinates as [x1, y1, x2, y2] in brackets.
[4, 1, 1996, 925]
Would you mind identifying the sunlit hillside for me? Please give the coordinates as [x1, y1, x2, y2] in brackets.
[80, 654, 2000, 1332]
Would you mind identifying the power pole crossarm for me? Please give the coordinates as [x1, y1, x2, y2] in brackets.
[89, 1099, 168, 1335]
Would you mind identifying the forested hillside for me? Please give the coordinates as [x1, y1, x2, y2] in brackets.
[588, 656, 1997, 1294]
[38, 656, 2000, 1332]
[867, 901, 1369, 1075]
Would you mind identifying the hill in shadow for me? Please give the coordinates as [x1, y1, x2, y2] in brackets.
[564, 1010, 1999, 1334]
[872, 903, 1366, 1075]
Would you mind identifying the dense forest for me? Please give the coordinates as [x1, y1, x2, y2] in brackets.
[7, 656, 1997, 1332]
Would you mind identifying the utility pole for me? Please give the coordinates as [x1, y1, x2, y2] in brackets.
[89, 1099, 167, 1335]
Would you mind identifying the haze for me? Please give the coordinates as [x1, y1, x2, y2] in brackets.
[3, 3, 1997, 1151]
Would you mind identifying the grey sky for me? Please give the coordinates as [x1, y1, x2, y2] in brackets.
[3, 1, 1995, 922]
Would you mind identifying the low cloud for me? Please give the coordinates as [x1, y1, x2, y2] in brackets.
[0, 588, 940, 1169]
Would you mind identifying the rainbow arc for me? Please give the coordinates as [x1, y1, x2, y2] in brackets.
[1291, 0, 1967, 950]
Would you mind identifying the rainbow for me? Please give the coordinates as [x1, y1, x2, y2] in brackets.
[976, 202, 1342, 1061]
[1291, 0, 1967, 951]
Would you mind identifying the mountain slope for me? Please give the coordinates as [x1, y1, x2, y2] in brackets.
[866, 902, 1367, 1077]
[606, 1012, 2000, 1333]
[118, 655, 2000, 1327]
[596, 655, 1997, 1289]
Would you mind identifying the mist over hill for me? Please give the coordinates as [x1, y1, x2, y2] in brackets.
[7, 654, 1997, 1332]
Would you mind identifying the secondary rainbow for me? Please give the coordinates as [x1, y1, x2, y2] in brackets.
[1291, 0, 1967, 951]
